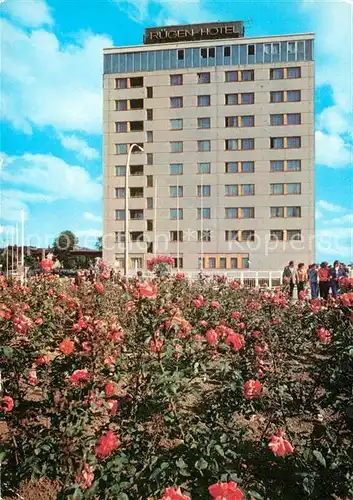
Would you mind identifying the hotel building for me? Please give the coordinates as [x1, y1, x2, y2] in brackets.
[103, 22, 315, 272]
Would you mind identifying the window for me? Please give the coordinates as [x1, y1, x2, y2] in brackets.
[147, 243, 153, 254]
[240, 184, 255, 195]
[131, 143, 144, 153]
[287, 183, 301, 194]
[270, 114, 284, 126]
[242, 230, 255, 242]
[170, 119, 183, 130]
[242, 69, 254, 81]
[115, 187, 125, 198]
[219, 257, 227, 269]
[147, 153, 153, 165]
[147, 131, 153, 143]
[198, 230, 211, 242]
[200, 48, 208, 59]
[147, 175, 153, 187]
[240, 207, 255, 218]
[225, 116, 237, 128]
[173, 257, 183, 269]
[287, 230, 302, 241]
[130, 77, 143, 88]
[225, 208, 238, 219]
[248, 45, 255, 56]
[198, 185, 211, 197]
[115, 232, 125, 243]
[209, 47, 215, 58]
[198, 162, 211, 174]
[225, 185, 238, 196]
[116, 122, 128, 133]
[287, 90, 301, 102]
[270, 137, 284, 149]
[270, 160, 284, 172]
[242, 256, 250, 269]
[287, 160, 301, 171]
[287, 207, 301, 217]
[270, 68, 284, 80]
[225, 162, 238, 173]
[147, 198, 153, 209]
[147, 220, 153, 231]
[241, 161, 255, 173]
[198, 117, 211, 129]
[171, 141, 183, 153]
[130, 165, 143, 176]
[225, 71, 238, 82]
[287, 137, 301, 148]
[130, 210, 144, 220]
[224, 46, 231, 57]
[116, 100, 128, 111]
[287, 67, 301, 79]
[115, 209, 126, 220]
[241, 138, 254, 150]
[130, 121, 144, 132]
[271, 183, 284, 195]
[170, 163, 183, 175]
[116, 78, 128, 89]
[130, 231, 144, 242]
[225, 139, 238, 151]
[170, 185, 183, 197]
[170, 208, 183, 220]
[147, 109, 153, 120]
[270, 91, 284, 103]
[170, 231, 183, 242]
[241, 93, 254, 104]
[225, 230, 239, 241]
[270, 207, 285, 218]
[116, 143, 128, 154]
[131, 257, 143, 269]
[198, 207, 211, 219]
[115, 166, 126, 176]
[209, 257, 216, 269]
[170, 96, 183, 108]
[226, 94, 238, 105]
[198, 95, 211, 107]
[130, 99, 143, 109]
[198, 140, 211, 152]
[287, 113, 301, 125]
[146, 87, 153, 98]
[240, 116, 255, 127]
[198, 72, 210, 84]
[170, 74, 183, 85]
[230, 257, 238, 269]
[178, 49, 184, 60]
[271, 230, 284, 241]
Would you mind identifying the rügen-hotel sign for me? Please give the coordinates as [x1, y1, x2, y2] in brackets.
[144, 21, 245, 44]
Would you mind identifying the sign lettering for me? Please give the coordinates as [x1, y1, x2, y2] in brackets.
[144, 22, 244, 45]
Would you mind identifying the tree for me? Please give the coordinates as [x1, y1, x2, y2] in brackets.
[53, 231, 78, 269]
[95, 236, 103, 251]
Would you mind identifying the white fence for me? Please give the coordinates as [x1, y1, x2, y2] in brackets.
[128, 270, 283, 288]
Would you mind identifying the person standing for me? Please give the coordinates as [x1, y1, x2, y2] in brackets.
[283, 261, 298, 298]
[297, 263, 307, 298]
[308, 264, 318, 299]
[329, 260, 341, 298]
[318, 262, 330, 300]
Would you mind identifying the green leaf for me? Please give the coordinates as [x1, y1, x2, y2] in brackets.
[313, 450, 326, 467]
[303, 475, 315, 495]
[176, 457, 187, 469]
[214, 445, 226, 458]
[248, 491, 264, 499]
[117, 494, 129, 500]
[195, 458, 208, 470]
[1, 346, 13, 358]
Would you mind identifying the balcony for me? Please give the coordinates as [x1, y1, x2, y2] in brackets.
[130, 210, 144, 221]
[130, 187, 144, 198]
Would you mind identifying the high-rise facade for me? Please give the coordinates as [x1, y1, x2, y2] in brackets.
[103, 22, 315, 272]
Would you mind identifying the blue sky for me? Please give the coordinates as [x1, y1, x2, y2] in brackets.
[0, 0, 352, 262]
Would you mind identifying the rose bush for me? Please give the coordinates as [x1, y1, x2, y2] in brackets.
[0, 272, 353, 499]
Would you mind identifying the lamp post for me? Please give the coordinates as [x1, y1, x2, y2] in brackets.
[125, 144, 144, 276]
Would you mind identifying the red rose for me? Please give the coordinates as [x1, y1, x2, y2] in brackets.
[208, 481, 244, 499]
[268, 429, 294, 457]
[0, 396, 14, 413]
[160, 487, 190, 500]
[59, 338, 75, 355]
[95, 430, 120, 459]
[243, 379, 263, 400]
[95, 282, 104, 294]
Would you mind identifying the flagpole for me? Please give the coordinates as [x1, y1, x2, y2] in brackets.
[177, 175, 180, 271]
[16, 223, 19, 272]
[154, 176, 157, 257]
[11, 226, 14, 274]
[21, 209, 25, 282]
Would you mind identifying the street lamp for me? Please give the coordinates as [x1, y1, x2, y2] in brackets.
[125, 143, 144, 276]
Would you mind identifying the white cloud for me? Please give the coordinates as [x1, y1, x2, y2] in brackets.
[83, 212, 102, 222]
[1, 17, 112, 134]
[3, 0, 53, 27]
[117, 0, 213, 24]
[327, 214, 353, 226]
[315, 210, 323, 220]
[317, 200, 345, 213]
[317, 106, 352, 137]
[2, 153, 102, 203]
[59, 134, 100, 160]
[315, 131, 351, 168]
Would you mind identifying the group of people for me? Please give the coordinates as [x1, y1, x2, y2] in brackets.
[283, 260, 350, 299]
